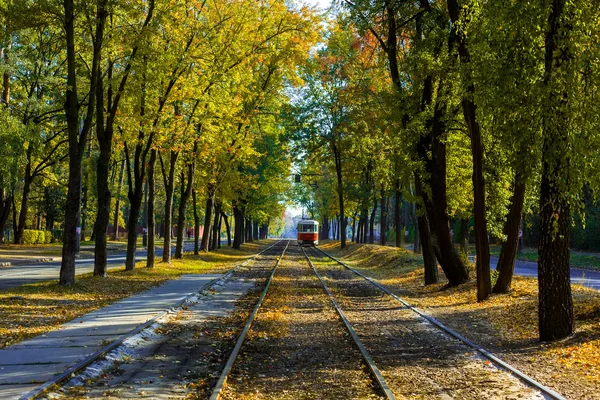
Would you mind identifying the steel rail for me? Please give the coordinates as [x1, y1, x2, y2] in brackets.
[22, 239, 284, 400]
[209, 240, 291, 400]
[315, 246, 567, 400]
[302, 246, 397, 400]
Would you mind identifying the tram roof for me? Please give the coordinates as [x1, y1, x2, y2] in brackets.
[297, 219, 318, 226]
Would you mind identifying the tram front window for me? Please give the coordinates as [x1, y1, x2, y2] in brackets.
[300, 225, 315, 233]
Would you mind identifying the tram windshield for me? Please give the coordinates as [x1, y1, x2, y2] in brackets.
[299, 224, 317, 233]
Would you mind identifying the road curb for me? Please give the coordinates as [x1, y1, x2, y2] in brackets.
[0, 257, 61, 268]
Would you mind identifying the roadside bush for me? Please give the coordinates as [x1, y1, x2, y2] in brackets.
[23, 230, 39, 244]
[22, 230, 49, 245]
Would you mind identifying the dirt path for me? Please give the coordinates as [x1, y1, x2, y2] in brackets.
[307, 249, 545, 400]
[221, 245, 382, 399]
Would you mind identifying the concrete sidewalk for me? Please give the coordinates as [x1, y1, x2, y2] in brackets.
[0, 273, 222, 400]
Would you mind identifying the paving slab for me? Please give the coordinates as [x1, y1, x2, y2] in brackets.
[0, 273, 221, 399]
[9, 334, 121, 349]
[0, 346, 94, 366]
[0, 365, 72, 385]
[0, 385, 39, 398]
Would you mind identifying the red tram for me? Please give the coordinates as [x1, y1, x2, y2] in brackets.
[297, 219, 319, 246]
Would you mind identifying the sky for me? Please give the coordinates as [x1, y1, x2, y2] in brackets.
[303, 0, 332, 10]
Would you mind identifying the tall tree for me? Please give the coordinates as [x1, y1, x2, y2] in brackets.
[538, 0, 574, 341]
[446, 0, 490, 301]
[60, 0, 103, 285]
[94, 0, 154, 276]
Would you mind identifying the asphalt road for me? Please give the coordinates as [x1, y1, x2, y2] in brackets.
[491, 256, 600, 291]
[0, 243, 194, 291]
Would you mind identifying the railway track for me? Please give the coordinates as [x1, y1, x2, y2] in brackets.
[35, 240, 566, 399]
[209, 240, 290, 399]
[211, 242, 388, 399]
[307, 245, 566, 400]
[29, 240, 287, 400]
[301, 246, 396, 400]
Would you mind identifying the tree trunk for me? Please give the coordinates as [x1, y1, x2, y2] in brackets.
[538, 0, 573, 341]
[332, 143, 346, 248]
[192, 189, 200, 255]
[321, 215, 329, 240]
[493, 173, 526, 293]
[95, 0, 146, 271]
[201, 185, 215, 251]
[415, 174, 438, 284]
[0, 190, 12, 244]
[174, 172, 188, 259]
[361, 209, 368, 243]
[410, 191, 420, 253]
[160, 150, 178, 263]
[252, 220, 258, 241]
[233, 205, 242, 249]
[125, 184, 143, 271]
[222, 210, 231, 246]
[15, 177, 32, 244]
[142, 179, 148, 247]
[469, 108, 491, 300]
[218, 214, 223, 248]
[369, 195, 377, 244]
[60, 0, 103, 285]
[395, 180, 402, 247]
[93, 54, 111, 276]
[11, 194, 17, 243]
[112, 156, 125, 240]
[380, 187, 387, 246]
[447, 0, 490, 301]
[93, 126, 112, 275]
[1, 41, 10, 106]
[211, 201, 222, 250]
[422, 94, 469, 286]
[246, 218, 253, 242]
[175, 142, 197, 259]
[241, 209, 246, 245]
[147, 149, 156, 268]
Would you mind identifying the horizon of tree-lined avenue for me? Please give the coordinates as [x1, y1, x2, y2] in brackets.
[1, 0, 600, 344]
